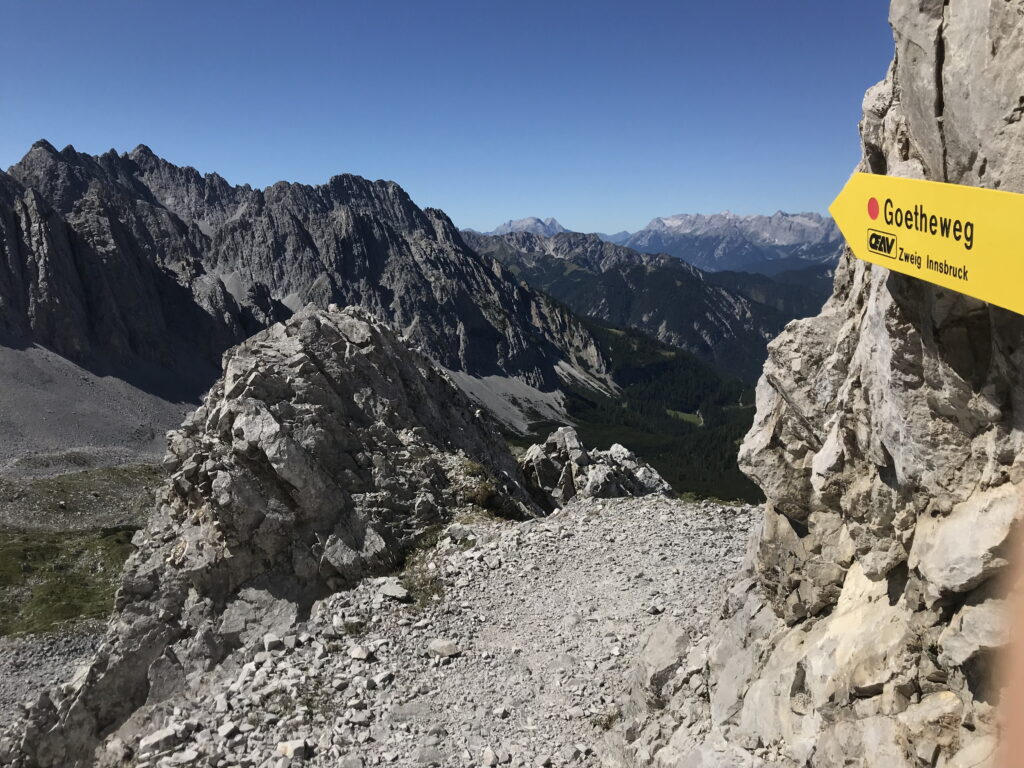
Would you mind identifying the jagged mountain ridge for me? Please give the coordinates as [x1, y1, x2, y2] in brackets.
[0, 160, 255, 390]
[600, 210, 842, 273]
[463, 229, 831, 383]
[1, 142, 610, 426]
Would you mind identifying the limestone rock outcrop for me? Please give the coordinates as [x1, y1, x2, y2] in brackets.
[612, 2, 1024, 766]
[9, 306, 537, 767]
[520, 427, 670, 510]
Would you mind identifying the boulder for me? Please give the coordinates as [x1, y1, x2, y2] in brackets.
[520, 427, 671, 510]
[138, 727, 177, 756]
[631, 619, 689, 707]
[277, 739, 309, 759]
[910, 483, 1022, 598]
[939, 598, 1009, 668]
[427, 640, 460, 659]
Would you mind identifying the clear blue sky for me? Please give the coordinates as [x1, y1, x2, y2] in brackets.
[0, 1, 893, 233]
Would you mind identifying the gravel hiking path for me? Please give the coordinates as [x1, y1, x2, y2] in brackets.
[114, 495, 757, 768]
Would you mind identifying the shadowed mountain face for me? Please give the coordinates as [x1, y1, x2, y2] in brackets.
[0, 163, 248, 399]
[463, 229, 832, 383]
[1, 142, 608, 415]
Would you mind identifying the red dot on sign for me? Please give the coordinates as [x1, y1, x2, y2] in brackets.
[868, 198, 880, 220]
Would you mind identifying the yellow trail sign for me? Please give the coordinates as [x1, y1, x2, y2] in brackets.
[830, 172, 1024, 315]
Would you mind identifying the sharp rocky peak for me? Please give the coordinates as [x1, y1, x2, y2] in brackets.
[0, 141, 610, 430]
[489, 216, 568, 237]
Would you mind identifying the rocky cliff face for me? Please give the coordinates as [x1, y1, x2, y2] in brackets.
[0, 164, 247, 390]
[613, 2, 1024, 766]
[7, 306, 539, 767]
[2, 142, 609, 420]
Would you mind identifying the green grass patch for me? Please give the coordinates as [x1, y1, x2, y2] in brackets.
[0, 464, 163, 503]
[0, 525, 137, 635]
[399, 525, 446, 613]
[0, 463, 165, 531]
[666, 409, 702, 426]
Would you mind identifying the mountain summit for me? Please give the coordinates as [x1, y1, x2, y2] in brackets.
[488, 216, 567, 237]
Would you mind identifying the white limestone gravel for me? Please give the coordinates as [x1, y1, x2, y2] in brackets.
[114, 495, 757, 768]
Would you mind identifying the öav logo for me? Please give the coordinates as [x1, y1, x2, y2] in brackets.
[868, 229, 897, 258]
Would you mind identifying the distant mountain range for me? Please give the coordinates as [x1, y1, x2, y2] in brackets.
[608, 211, 842, 273]
[462, 229, 833, 383]
[475, 217, 569, 237]
[480, 211, 842, 274]
[0, 141, 834, 494]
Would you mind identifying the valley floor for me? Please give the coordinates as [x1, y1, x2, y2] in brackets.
[78, 496, 757, 767]
[0, 345, 190, 479]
